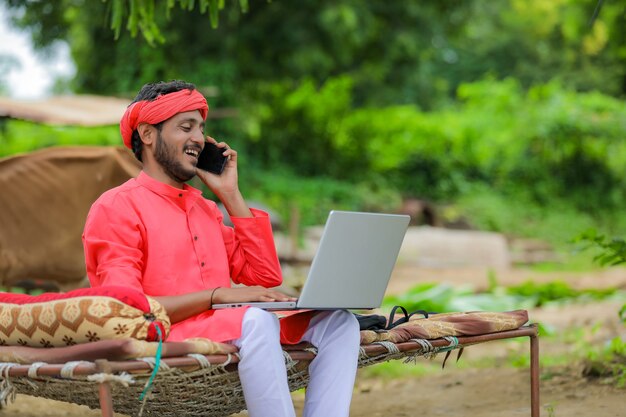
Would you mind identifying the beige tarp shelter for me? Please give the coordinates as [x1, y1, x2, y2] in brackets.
[0, 94, 236, 126]
[0, 95, 130, 126]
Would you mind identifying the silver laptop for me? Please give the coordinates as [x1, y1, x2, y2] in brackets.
[213, 211, 410, 310]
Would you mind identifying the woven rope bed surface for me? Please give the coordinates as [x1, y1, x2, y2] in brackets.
[0, 326, 537, 417]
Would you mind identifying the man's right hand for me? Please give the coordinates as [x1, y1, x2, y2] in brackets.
[155, 286, 297, 324]
[212, 286, 297, 305]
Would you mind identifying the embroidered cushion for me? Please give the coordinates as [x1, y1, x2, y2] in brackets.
[0, 286, 170, 348]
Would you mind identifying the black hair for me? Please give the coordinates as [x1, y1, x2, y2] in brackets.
[129, 80, 197, 162]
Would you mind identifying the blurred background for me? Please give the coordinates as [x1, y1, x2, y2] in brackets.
[2, 0, 626, 239]
[0, 1, 625, 415]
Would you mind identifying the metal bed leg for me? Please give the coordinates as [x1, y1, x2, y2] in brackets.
[95, 359, 114, 417]
[530, 333, 540, 417]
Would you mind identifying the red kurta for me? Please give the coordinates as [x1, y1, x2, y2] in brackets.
[83, 171, 308, 343]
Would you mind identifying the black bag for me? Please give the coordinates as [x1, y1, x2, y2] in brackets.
[385, 305, 429, 329]
[354, 313, 387, 331]
[354, 306, 431, 331]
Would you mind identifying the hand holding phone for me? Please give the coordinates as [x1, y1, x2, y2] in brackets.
[197, 142, 228, 175]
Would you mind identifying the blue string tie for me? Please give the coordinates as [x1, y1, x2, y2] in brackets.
[139, 324, 163, 401]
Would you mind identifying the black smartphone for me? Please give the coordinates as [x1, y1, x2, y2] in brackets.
[197, 142, 228, 175]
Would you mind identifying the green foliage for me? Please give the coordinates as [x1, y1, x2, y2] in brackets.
[4, 78, 626, 241]
[0, 120, 120, 158]
[242, 76, 626, 239]
[575, 229, 626, 267]
[6, 0, 626, 106]
[382, 282, 535, 314]
[345, 78, 626, 208]
[341, 78, 615, 196]
[382, 280, 622, 316]
[4, 76, 626, 244]
[506, 280, 617, 307]
[105, 0, 250, 43]
[242, 76, 356, 177]
[237, 166, 401, 228]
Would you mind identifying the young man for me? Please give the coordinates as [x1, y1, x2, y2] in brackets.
[82, 80, 360, 417]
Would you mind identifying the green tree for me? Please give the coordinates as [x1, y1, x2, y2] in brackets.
[4, 0, 626, 206]
[7, 0, 624, 108]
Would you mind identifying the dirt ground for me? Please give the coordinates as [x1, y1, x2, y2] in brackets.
[346, 365, 624, 417]
[1, 265, 624, 417]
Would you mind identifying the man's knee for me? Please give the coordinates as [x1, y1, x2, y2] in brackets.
[330, 309, 360, 332]
[337, 310, 360, 345]
[241, 307, 280, 336]
[312, 309, 360, 346]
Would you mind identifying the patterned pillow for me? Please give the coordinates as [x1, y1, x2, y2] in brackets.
[0, 286, 170, 348]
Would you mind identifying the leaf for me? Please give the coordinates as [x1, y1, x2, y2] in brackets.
[110, 0, 124, 39]
[102, 0, 252, 40]
[575, 229, 626, 267]
[126, 0, 140, 37]
[209, 0, 219, 28]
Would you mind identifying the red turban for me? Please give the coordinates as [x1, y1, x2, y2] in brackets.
[120, 89, 209, 149]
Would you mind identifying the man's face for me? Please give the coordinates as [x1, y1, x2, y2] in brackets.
[153, 110, 205, 183]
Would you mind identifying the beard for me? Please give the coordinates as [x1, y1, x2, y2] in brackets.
[154, 131, 196, 183]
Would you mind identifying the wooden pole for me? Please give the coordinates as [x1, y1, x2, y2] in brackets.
[529, 332, 540, 417]
[95, 359, 114, 417]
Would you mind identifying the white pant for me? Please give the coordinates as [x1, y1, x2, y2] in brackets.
[232, 308, 360, 417]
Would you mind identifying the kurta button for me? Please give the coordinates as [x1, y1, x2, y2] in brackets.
[201, 262, 205, 267]
[178, 193, 183, 197]
[194, 236, 198, 241]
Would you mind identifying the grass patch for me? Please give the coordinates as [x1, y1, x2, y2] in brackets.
[0, 120, 120, 158]
[360, 360, 436, 380]
[527, 256, 599, 273]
